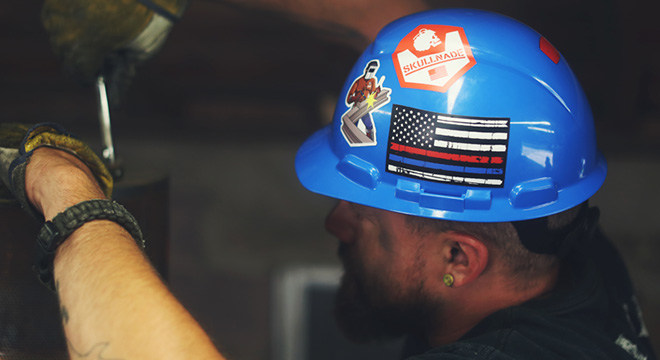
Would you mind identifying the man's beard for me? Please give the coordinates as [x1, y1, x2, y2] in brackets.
[334, 243, 443, 344]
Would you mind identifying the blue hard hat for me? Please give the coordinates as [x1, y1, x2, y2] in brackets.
[296, 8, 607, 222]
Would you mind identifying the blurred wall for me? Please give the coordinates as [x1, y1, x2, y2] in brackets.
[1, 1, 658, 359]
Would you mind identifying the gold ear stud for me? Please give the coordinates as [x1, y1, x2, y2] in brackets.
[443, 273, 454, 287]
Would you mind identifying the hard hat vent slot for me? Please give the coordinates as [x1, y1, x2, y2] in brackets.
[464, 189, 492, 210]
[420, 191, 464, 212]
[395, 179, 421, 202]
[336, 155, 380, 190]
[509, 177, 558, 209]
[395, 179, 492, 212]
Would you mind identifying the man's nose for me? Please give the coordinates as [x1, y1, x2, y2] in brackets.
[325, 200, 357, 244]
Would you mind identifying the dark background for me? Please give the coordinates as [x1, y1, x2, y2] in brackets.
[1, 0, 659, 359]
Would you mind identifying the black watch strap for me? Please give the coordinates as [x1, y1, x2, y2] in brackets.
[35, 199, 145, 291]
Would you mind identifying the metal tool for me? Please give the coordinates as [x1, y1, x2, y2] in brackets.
[96, 76, 115, 165]
[96, 76, 124, 180]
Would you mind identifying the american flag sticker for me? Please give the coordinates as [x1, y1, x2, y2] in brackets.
[386, 104, 510, 188]
[428, 65, 448, 81]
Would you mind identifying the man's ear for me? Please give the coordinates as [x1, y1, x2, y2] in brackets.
[443, 232, 489, 288]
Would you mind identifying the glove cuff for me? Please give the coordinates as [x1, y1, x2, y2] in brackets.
[135, 0, 184, 23]
[9, 156, 40, 220]
[19, 123, 113, 198]
[2, 123, 114, 221]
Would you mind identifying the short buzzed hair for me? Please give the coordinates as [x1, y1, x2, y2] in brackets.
[405, 203, 586, 286]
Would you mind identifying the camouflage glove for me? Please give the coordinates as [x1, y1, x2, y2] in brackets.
[0, 123, 113, 220]
[42, 0, 188, 105]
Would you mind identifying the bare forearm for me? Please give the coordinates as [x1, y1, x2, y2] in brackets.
[54, 221, 222, 359]
[26, 148, 223, 359]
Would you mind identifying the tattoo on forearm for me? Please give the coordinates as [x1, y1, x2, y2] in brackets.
[55, 282, 123, 359]
[67, 339, 124, 360]
[60, 305, 70, 324]
[55, 280, 69, 324]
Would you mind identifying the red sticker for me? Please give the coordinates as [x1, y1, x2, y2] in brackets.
[392, 25, 476, 93]
[539, 37, 560, 64]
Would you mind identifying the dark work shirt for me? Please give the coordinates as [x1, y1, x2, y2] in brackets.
[403, 229, 656, 360]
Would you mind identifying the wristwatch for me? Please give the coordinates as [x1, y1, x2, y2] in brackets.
[34, 199, 144, 291]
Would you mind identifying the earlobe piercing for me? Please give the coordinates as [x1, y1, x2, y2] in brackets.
[443, 273, 454, 287]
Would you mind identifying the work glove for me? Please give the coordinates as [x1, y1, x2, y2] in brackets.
[0, 123, 113, 220]
[42, 0, 188, 105]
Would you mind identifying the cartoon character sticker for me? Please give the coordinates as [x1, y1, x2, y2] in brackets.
[392, 25, 476, 93]
[340, 60, 391, 146]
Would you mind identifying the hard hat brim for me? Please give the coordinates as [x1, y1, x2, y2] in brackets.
[296, 125, 608, 223]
